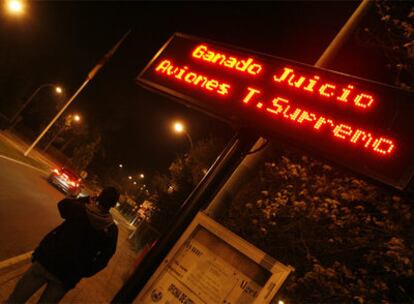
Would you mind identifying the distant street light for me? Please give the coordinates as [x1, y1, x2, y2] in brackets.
[173, 122, 184, 133]
[23, 30, 131, 157]
[139, 173, 145, 179]
[133, 181, 137, 185]
[118, 164, 123, 168]
[172, 121, 193, 150]
[5, 0, 24, 15]
[128, 176, 132, 180]
[44, 113, 81, 151]
[8, 83, 63, 129]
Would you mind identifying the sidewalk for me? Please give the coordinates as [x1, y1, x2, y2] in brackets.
[0, 211, 142, 303]
[0, 132, 148, 302]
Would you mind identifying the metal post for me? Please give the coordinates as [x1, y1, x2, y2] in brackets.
[23, 80, 90, 156]
[184, 131, 194, 150]
[205, 0, 373, 219]
[23, 30, 130, 157]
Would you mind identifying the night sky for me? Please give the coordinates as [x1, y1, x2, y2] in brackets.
[1, 1, 393, 177]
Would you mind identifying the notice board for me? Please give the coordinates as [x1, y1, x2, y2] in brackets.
[135, 212, 293, 304]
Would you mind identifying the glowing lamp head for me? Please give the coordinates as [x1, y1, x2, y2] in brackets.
[73, 114, 81, 122]
[55, 86, 63, 94]
[173, 122, 184, 133]
[6, 0, 24, 15]
[128, 176, 132, 180]
[139, 173, 144, 179]
[118, 164, 123, 168]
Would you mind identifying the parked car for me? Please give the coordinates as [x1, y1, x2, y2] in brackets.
[48, 167, 81, 197]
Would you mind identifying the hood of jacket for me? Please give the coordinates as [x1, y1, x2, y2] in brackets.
[85, 202, 114, 231]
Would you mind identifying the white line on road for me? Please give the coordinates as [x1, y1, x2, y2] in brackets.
[0, 251, 33, 271]
[0, 154, 49, 175]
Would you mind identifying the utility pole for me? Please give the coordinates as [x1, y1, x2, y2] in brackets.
[24, 30, 131, 157]
[205, 0, 373, 219]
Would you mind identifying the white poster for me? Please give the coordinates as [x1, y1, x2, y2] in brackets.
[137, 213, 293, 304]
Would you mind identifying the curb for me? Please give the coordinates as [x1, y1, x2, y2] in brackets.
[0, 251, 33, 271]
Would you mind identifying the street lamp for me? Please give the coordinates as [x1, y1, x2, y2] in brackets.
[118, 164, 123, 168]
[5, 0, 24, 16]
[139, 173, 144, 179]
[73, 114, 81, 122]
[173, 122, 184, 133]
[9, 83, 63, 129]
[44, 113, 81, 151]
[172, 121, 193, 150]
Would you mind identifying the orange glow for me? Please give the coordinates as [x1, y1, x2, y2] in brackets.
[350, 130, 373, 148]
[273, 67, 293, 83]
[354, 93, 374, 108]
[272, 67, 375, 109]
[337, 85, 354, 103]
[155, 59, 231, 96]
[319, 83, 336, 97]
[303, 76, 320, 92]
[333, 124, 353, 139]
[288, 74, 306, 88]
[192, 45, 263, 76]
[297, 111, 317, 124]
[266, 97, 289, 115]
[373, 138, 395, 155]
[240, 88, 395, 156]
[243, 87, 261, 104]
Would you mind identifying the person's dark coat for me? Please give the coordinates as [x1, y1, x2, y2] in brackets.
[33, 197, 118, 290]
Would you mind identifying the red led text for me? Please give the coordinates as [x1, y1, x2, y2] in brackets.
[192, 45, 263, 76]
[243, 87, 395, 156]
[273, 67, 375, 109]
[155, 59, 231, 96]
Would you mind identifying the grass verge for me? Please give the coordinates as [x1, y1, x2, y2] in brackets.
[0, 138, 49, 172]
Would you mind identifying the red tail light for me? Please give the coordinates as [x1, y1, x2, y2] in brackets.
[68, 180, 77, 187]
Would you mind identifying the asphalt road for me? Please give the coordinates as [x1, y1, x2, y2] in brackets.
[0, 157, 64, 261]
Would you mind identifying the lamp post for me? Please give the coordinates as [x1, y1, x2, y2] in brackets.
[24, 30, 131, 157]
[8, 83, 63, 129]
[172, 121, 193, 150]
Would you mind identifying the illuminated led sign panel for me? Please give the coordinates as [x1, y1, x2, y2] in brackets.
[138, 33, 414, 189]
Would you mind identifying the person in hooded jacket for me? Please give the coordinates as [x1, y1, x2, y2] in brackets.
[6, 186, 120, 304]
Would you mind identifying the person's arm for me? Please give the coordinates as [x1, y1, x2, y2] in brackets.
[57, 197, 88, 219]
